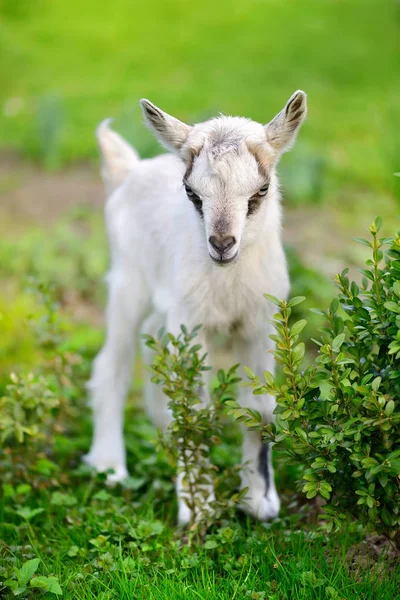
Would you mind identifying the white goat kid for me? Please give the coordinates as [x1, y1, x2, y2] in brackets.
[84, 91, 307, 525]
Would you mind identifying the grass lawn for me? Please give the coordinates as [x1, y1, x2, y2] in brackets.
[1, 0, 400, 205]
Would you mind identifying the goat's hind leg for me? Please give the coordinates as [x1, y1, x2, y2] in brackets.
[84, 270, 150, 484]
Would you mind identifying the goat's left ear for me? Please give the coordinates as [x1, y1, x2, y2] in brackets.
[140, 99, 192, 153]
[265, 90, 307, 154]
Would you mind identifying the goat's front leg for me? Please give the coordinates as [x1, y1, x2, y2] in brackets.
[84, 270, 149, 484]
[165, 310, 215, 526]
[234, 337, 280, 521]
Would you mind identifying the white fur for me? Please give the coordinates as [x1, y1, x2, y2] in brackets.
[84, 91, 307, 524]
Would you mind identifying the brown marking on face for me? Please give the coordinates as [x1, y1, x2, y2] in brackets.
[247, 197, 262, 216]
[183, 145, 202, 181]
[246, 141, 273, 180]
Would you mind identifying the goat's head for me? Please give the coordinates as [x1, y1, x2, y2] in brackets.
[140, 91, 307, 265]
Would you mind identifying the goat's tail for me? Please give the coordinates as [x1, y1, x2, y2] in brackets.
[96, 119, 139, 197]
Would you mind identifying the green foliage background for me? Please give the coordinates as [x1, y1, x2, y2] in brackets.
[0, 0, 399, 197]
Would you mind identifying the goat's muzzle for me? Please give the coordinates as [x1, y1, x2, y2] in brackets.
[208, 235, 238, 266]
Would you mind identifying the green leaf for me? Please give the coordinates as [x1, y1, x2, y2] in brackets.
[35, 458, 60, 475]
[67, 545, 79, 557]
[385, 400, 395, 416]
[204, 539, 218, 549]
[366, 496, 375, 508]
[353, 238, 372, 248]
[393, 281, 400, 297]
[92, 489, 111, 502]
[243, 366, 256, 380]
[122, 477, 146, 490]
[287, 296, 306, 308]
[51, 492, 77, 507]
[359, 269, 374, 282]
[374, 216, 382, 232]
[6, 583, 27, 596]
[15, 484, 31, 496]
[371, 376, 381, 392]
[384, 301, 400, 314]
[292, 342, 305, 363]
[30, 576, 62, 595]
[16, 507, 44, 521]
[378, 472, 388, 489]
[15, 558, 40, 586]
[290, 319, 307, 337]
[281, 409, 293, 420]
[264, 293, 282, 306]
[332, 333, 345, 352]
[263, 371, 275, 386]
[123, 556, 136, 571]
[302, 482, 317, 492]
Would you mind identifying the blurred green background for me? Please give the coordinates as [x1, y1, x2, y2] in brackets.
[0, 0, 399, 376]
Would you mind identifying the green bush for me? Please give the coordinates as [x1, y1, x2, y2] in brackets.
[231, 218, 400, 547]
[0, 280, 84, 483]
[144, 326, 245, 539]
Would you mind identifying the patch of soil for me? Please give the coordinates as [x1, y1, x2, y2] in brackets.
[346, 534, 400, 580]
[0, 151, 103, 227]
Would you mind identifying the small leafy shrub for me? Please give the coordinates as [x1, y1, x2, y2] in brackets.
[231, 218, 400, 547]
[145, 326, 245, 539]
[0, 373, 59, 444]
[0, 280, 84, 483]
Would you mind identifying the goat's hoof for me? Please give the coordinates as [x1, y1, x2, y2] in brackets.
[177, 491, 216, 527]
[178, 501, 192, 527]
[240, 489, 280, 521]
[83, 452, 128, 485]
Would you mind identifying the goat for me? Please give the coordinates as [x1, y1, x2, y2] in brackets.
[84, 91, 307, 524]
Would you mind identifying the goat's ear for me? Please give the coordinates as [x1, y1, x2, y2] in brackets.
[265, 90, 307, 154]
[140, 99, 192, 153]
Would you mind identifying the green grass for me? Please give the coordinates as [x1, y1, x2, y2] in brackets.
[2, 397, 399, 600]
[1, 0, 400, 203]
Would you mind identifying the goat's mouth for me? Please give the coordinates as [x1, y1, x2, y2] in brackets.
[209, 251, 239, 266]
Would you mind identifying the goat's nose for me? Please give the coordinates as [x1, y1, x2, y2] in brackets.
[209, 235, 236, 255]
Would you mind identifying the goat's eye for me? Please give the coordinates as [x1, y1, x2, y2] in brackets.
[247, 183, 269, 216]
[184, 184, 203, 216]
[185, 184, 196, 198]
[258, 183, 269, 197]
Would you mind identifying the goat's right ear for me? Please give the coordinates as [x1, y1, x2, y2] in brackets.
[140, 99, 192, 153]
